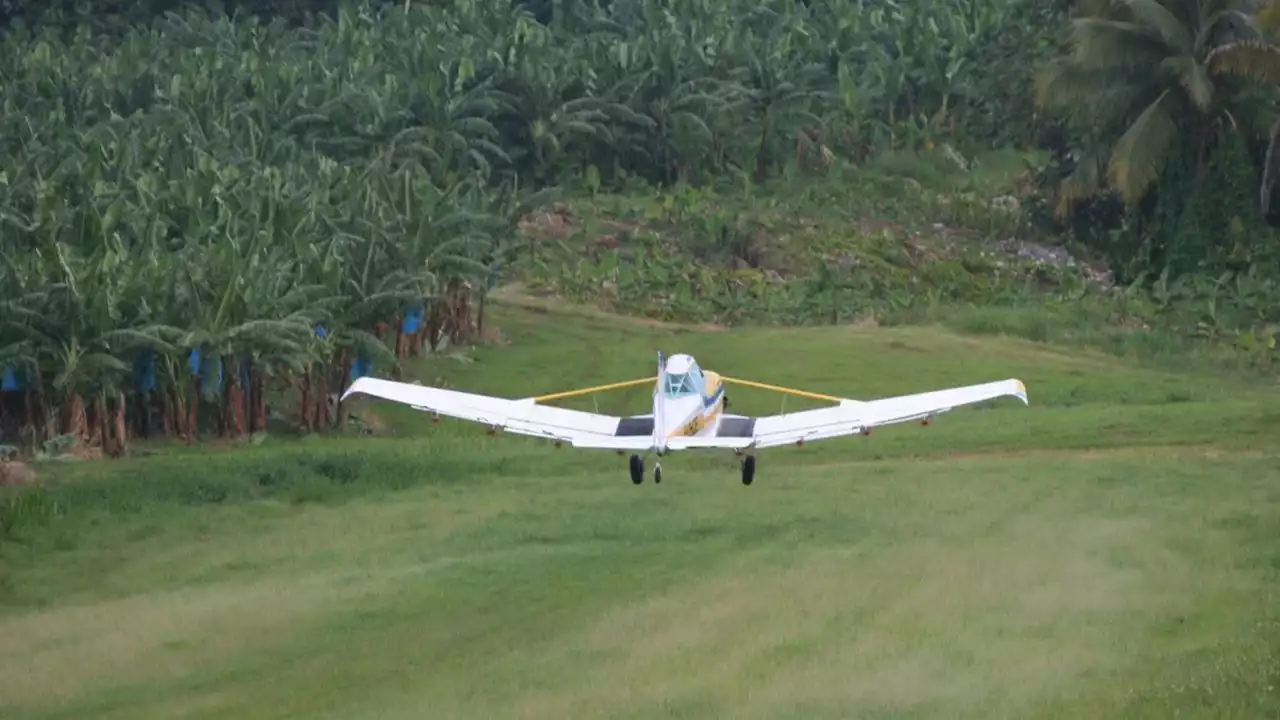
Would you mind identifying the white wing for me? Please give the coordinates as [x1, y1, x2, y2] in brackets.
[749, 378, 1027, 449]
[684, 378, 1027, 451]
[341, 377, 630, 445]
[343, 376, 1027, 453]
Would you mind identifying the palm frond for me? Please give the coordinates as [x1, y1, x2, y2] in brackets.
[1160, 55, 1214, 111]
[1035, 59, 1129, 112]
[1107, 89, 1179, 205]
[1206, 39, 1280, 85]
[1070, 19, 1171, 70]
[1054, 149, 1108, 221]
[1117, 0, 1194, 52]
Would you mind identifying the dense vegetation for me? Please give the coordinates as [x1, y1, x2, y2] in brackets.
[1036, 0, 1280, 278]
[1, 0, 1279, 460]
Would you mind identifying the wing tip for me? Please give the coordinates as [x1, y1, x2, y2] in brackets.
[339, 380, 365, 403]
[1012, 379, 1029, 405]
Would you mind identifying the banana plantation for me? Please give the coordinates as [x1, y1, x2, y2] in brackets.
[0, 0, 1058, 455]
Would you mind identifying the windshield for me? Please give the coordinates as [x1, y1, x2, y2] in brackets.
[663, 372, 696, 398]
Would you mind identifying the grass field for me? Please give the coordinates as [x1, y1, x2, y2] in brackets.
[2, 302, 1279, 719]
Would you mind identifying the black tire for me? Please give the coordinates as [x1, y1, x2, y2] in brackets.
[654, 465, 662, 484]
[629, 454, 644, 484]
[741, 455, 756, 486]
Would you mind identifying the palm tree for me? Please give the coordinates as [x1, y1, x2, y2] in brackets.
[1036, 0, 1280, 218]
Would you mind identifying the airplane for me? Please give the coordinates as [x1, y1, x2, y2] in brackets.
[339, 351, 1029, 486]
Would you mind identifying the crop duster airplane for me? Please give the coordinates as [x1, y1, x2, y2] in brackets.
[341, 351, 1029, 486]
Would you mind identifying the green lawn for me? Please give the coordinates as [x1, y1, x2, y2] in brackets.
[2, 303, 1278, 719]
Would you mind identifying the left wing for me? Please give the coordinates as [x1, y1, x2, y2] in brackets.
[341, 377, 627, 444]
[749, 378, 1027, 448]
[690, 378, 1028, 450]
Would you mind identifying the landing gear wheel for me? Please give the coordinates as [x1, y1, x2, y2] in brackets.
[654, 463, 662, 484]
[629, 454, 644, 485]
[740, 454, 756, 486]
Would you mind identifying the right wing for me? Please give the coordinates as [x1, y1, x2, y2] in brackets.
[342, 377, 650, 447]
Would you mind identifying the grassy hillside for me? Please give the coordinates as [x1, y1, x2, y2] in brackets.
[2, 303, 1278, 719]
[503, 149, 1280, 378]
[510, 149, 1078, 325]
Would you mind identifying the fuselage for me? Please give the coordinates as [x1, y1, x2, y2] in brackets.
[651, 353, 727, 449]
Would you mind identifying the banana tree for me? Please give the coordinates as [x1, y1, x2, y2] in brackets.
[0, 241, 180, 454]
[727, 34, 835, 182]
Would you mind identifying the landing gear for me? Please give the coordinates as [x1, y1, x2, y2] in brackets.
[628, 454, 663, 484]
[626, 452, 753, 485]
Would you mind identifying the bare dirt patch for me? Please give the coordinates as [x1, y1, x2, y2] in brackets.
[517, 203, 574, 239]
[0, 460, 34, 485]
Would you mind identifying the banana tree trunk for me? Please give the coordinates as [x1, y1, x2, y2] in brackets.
[249, 367, 267, 433]
[426, 300, 445, 352]
[109, 394, 127, 458]
[335, 350, 353, 430]
[448, 282, 472, 344]
[394, 312, 407, 359]
[131, 391, 148, 440]
[188, 375, 201, 440]
[162, 388, 174, 438]
[313, 363, 330, 431]
[754, 117, 771, 183]
[22, 387, 35, 449]
[173, 383, 190, 440]
[62, 393, 88, 444]
[411, 323, 426, 356]
[221, 356, 247, 439]
[33, 383, 56, 450]
[300, 370, 313, 433]
[0, 391, 13, 445]
[92, 392, 108, 448]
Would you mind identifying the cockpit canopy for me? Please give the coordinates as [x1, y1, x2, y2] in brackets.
[662, 354, 704, 398]
[662, 372, 697, 397]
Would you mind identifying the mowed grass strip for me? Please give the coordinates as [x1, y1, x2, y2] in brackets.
[1, 446, 1277, 719]
[1, 306, 1278, 719]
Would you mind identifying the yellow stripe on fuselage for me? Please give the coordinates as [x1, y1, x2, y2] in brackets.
[703, 372, 722, 396]
[668, 398, 723, 437]
[668, 371, 725, 437]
